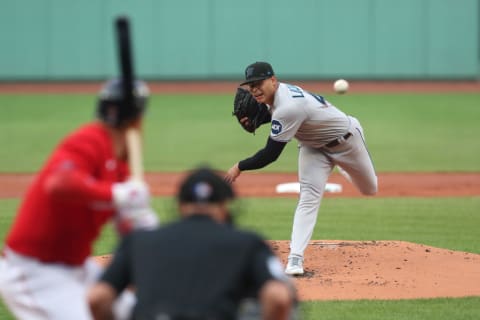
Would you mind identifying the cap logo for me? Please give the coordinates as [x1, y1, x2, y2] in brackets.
[246, 67, 255, 78]
[193, 182, 212, 201]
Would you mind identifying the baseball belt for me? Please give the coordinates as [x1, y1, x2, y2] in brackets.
[325, 132, 352, 148]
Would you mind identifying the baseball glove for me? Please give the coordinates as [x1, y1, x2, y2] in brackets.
[232, 87, 271, 134]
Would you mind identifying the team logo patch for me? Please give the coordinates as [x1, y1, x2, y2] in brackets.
[271, 120, 282, 135]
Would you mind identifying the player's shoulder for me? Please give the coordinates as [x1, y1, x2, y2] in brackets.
[276, 83, 306, 105]
[279, 82, 307, 95]
[76, 122, 108, 136]
[62, 122, 108, 144]
[57, 122, 111, 159]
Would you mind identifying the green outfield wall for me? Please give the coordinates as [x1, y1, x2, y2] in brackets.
[0, 0, 478, 80]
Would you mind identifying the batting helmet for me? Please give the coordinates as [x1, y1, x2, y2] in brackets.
[96, 78, 149, 128]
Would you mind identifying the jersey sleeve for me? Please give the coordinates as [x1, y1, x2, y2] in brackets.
[238, 137, 287, 171]
[43, 130, 125, 205]
[44, 167, 114, 204]
[269, 102, 307, 142]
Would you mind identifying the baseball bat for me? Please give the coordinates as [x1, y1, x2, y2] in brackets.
[115, 16, 144, 181]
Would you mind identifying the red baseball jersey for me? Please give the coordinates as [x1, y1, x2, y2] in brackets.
[6, 122, 129, 265]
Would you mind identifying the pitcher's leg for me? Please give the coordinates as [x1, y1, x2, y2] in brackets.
[335, 117, 377, 195]
[289, 146, 333, 258]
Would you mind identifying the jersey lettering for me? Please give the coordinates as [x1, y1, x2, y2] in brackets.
[287, 84, 304, 98]
[307, 91, 326, 105]
[271, 120, 282, 134]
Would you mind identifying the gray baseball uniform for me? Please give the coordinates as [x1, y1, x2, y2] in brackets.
[270, 83, 377, 258]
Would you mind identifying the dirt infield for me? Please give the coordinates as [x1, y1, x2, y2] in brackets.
[1, 172, 479, 199]
[3, 171, 480, 301]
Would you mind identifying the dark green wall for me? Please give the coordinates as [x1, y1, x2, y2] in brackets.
[0, 0, 478, 80]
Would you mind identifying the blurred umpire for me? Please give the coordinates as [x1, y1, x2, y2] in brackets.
[88, 166, 296, 320]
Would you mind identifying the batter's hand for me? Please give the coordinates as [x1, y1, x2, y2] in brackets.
[114, 206, 159, 236]
[112, 180, 150, 211]
[225, 163, 241, 183]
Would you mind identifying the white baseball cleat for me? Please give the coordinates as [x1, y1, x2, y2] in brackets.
[285, 255, 304, 276]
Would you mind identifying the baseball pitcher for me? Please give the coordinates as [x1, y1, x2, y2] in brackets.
[226, 62, 378, 276]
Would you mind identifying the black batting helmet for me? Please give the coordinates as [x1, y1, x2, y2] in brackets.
[96, 78, 149, 128]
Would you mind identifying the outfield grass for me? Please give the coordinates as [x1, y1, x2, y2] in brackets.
[1, 93, 479, 172]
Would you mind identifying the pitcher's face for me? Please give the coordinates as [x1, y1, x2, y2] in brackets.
[247, 76, 277, 105]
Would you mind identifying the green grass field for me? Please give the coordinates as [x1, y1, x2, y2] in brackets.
[1, 92, 479, 319]
[1, 92, 479, 172]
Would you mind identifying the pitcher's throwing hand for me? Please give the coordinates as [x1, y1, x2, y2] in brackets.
[225, 163, 241, 183]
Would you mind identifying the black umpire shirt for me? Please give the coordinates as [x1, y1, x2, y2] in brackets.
[100, 214, 286, 320]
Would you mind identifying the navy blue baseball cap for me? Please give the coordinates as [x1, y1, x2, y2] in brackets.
[240, 62, 275, 85]
[178, 167, 235, 203]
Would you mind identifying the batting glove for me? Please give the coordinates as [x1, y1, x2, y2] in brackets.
[112, 180, 151, 211]
[114, 207, 159, 236]
[112, 180, 159, 235]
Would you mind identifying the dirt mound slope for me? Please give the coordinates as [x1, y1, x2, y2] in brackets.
[271, 240, 480, 301]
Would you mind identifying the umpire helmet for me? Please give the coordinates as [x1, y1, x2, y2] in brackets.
[178, 167, 235, 204]
[96, 78, 149, 128]
[177, 166, 237, 224]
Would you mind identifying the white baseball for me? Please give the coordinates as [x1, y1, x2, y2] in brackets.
[333, 79, 349, 94]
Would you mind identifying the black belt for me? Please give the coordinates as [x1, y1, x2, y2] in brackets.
[325, 132, 352, 148]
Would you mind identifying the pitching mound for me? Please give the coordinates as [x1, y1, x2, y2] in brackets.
[271, 240, 480, 300]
